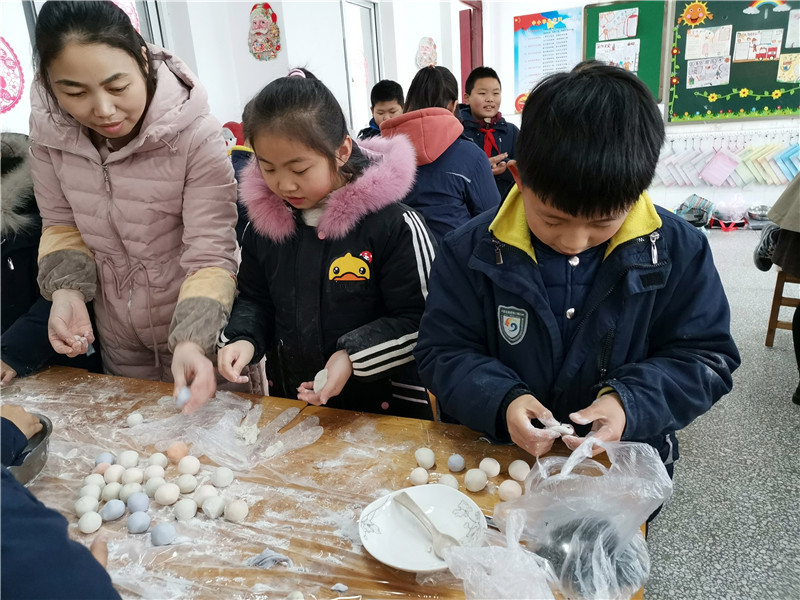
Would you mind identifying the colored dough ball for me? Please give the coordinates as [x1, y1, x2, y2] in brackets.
[127, 511, 151, 534]
[151, 522, 176, 546]
[447, 453, 466, 473]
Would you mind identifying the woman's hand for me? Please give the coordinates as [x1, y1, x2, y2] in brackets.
[171, 341, 216, 414]
[48, 289, 94, 357]
[296, 349, 353, 406]
[1, 360, 18, 385]
[217, 340, 255, 385]
[1, 404, 43, 439]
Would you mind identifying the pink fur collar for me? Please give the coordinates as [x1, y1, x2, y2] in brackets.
[238, 134, 417, 242]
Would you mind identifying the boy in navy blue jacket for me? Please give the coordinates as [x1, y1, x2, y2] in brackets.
[415, 62, 740, 474]
[458, 67, 519, 200]
[357, 80, 404, 141]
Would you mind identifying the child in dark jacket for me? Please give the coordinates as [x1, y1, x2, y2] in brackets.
[218, 70, 436, 419]
[357, 79, 404, 141]
[414, 62, 740, 475]
[458, 66, 520, 200]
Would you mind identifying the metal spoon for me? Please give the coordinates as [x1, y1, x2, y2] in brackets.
[394, 491, 460, 560]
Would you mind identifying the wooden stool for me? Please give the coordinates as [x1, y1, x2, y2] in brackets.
[765, 269, 800, 347]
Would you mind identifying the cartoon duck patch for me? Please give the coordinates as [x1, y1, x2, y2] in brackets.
[329, 252, 371, 281]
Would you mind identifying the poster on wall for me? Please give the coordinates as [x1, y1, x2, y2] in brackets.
[248, 3, 281, 61]
[415, 37, 438, 69]
[595, 39, 641, 72]
[513, 8, 582, 112]
[686, 56, 731, 88]
[684, 25, 732, 59]
[0, 37, 24, 115]
[598, 7, 639, 39]
[733, 29, 784, 61]
[777, 52, 800, 81]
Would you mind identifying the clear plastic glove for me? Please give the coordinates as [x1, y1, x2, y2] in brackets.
[0, 404, 43, 439]
[506, 394, 561, 458]
[171, 341, 216, 414]
[296, 349, 352, 406]
[48, 289, 94, 357]
[1, 360, 17, 385]
[562, 393, 626, 456]
[217, 339, 254, 385]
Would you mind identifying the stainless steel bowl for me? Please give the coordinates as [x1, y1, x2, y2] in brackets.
[8, 413, 53, 486]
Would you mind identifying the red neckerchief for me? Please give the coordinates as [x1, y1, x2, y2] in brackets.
[477, 113, 502, 158]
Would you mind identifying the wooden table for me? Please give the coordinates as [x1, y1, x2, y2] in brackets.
[3, 366, 644, 599]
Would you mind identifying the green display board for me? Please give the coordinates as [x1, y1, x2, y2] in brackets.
[668, 0, 800, 122]
[584, 1, 668, 101]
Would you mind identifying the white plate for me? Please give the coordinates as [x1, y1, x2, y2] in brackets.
[359, 485, 487, 573]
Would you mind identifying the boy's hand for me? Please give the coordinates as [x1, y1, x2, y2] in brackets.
[297, 349, 352, 406]
[172, 341, 216, 414]
[0, 404, 43, 439]
[563, 393, 627, 456]
[49, 289, 94, 357]
[217, 340, 255, 385]
[1, 360, 17, 385]
[506, 394, 562, 457]
[90, 535, 109, 568]
[489, 153, 509, 176]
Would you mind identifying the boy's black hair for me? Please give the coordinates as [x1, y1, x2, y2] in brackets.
[34, 1, 156, 114]
[404, 66, 458, 113]
[465, 66, 501, 95]
[515, 61, 664, 218]
[370, 80, 404, 108]
[242, 72, 369, 180]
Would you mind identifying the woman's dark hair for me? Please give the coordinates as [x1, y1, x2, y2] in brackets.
[242, 72, 370, 180]
[515, 60, 665, 218]
[34, 1, 156, 110]
[404, 66, 459, 112]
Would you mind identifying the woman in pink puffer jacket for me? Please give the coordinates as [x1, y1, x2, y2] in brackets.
[29, 1, 237, 412]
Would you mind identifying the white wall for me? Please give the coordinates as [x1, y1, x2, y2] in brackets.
[0, 0, 35, 134]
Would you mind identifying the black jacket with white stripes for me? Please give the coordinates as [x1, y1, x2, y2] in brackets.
[223, 135, 437, 418]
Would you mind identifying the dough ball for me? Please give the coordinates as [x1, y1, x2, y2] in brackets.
[121, 467, 143, 485]
[508, 459, 530, 482]
[202, 495, 226, 519]
[84, 473, 106, 488]
[498, 479, 523, 501]
[119, 482, 143, 504]
[414, 447, 435, 469]
[144, 476, 166, 498]
[313, 369, 328, 393]
[79, 484, 102, 500]
[127, 491, 150, 513]
[177, 473, 198, 494]
[176, 386, 191, 409]
[447, 453, 466, 473]
[479, 457, 501, 478]
[154, 482, 181, 506]
[409, 466, 429, 485]
[103, 464, 125, 484]
[178, 455, 200, 475]
[100, 499, 126, 521]
[464, 468, 488, 492]
[438, 474, 459, 489]
[93, 462, 110, 475]
[174, 498, 197, 521]
[78, 511, 102, 534]
[151, 522, 176, 546]
[166, 442, 189, 464]
[148, 452, 168, 468]
[101, 482, 122, 502]
[126, 412, 143, 427]
[193, 484, 219, 508]
[143, 464, 165, 481]
[75, 496, 99, 517]
[117, 450, 139, 469]
[95, 452, 115, 466]
[127, 511, 151, 534]
[211, 467, 234, 488]
[224, 499, 249, 523]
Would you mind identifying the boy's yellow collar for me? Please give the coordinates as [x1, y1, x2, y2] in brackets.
[488, 186, 662, 262]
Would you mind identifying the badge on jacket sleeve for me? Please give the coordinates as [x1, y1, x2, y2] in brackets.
[498, 305, 528, 345]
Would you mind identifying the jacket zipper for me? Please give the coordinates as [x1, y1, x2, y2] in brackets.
[6, 258, 14, 271]
[650, 232, 660, 265]
[492, 238, 504, 265]
[598, 326, 616, 380]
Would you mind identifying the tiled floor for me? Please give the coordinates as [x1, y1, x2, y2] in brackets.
[646, 229, 800, 599]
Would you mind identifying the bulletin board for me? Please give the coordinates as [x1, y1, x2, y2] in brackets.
[584, 1, 669, 101]
[668, 0, 800, 122]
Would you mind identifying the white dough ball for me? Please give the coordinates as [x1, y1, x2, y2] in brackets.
[437, 474, 459, 489]
[126, 412, 143, 427]
[119, 482, 143, 504]
[224, 499, 249, 523]
[75, 496, 99, 517]
[211, 467, 234, 488]
[313, 368, 328, 393]
[78, 511, 102, 534]
[154, 482, 181, 506]
[79, 484, 102, 500]
[103, 464, 125, 484]
[121, 467, 144, 485]
[409, 466, 429, 485]
[83, 473, 106, 488]
[148, 452, 168, 468]
[508, 459, 531, 482]
[479, 457, 501, 478]
[144, 476, 166, 498]
[193, 484, 218, 508]
[101, 482, 122, 501]
[174, 498, 198, 521]
[117, 450, 139, 469]
[177, 473, 198, 494]
[465, 468, 488, 492]
[202, 495, 226, 519]
[178, 455, 200, 475]
[498, 479, 523, 501]
[414, 447, 435, 469]
[143, 464, 165, 481]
